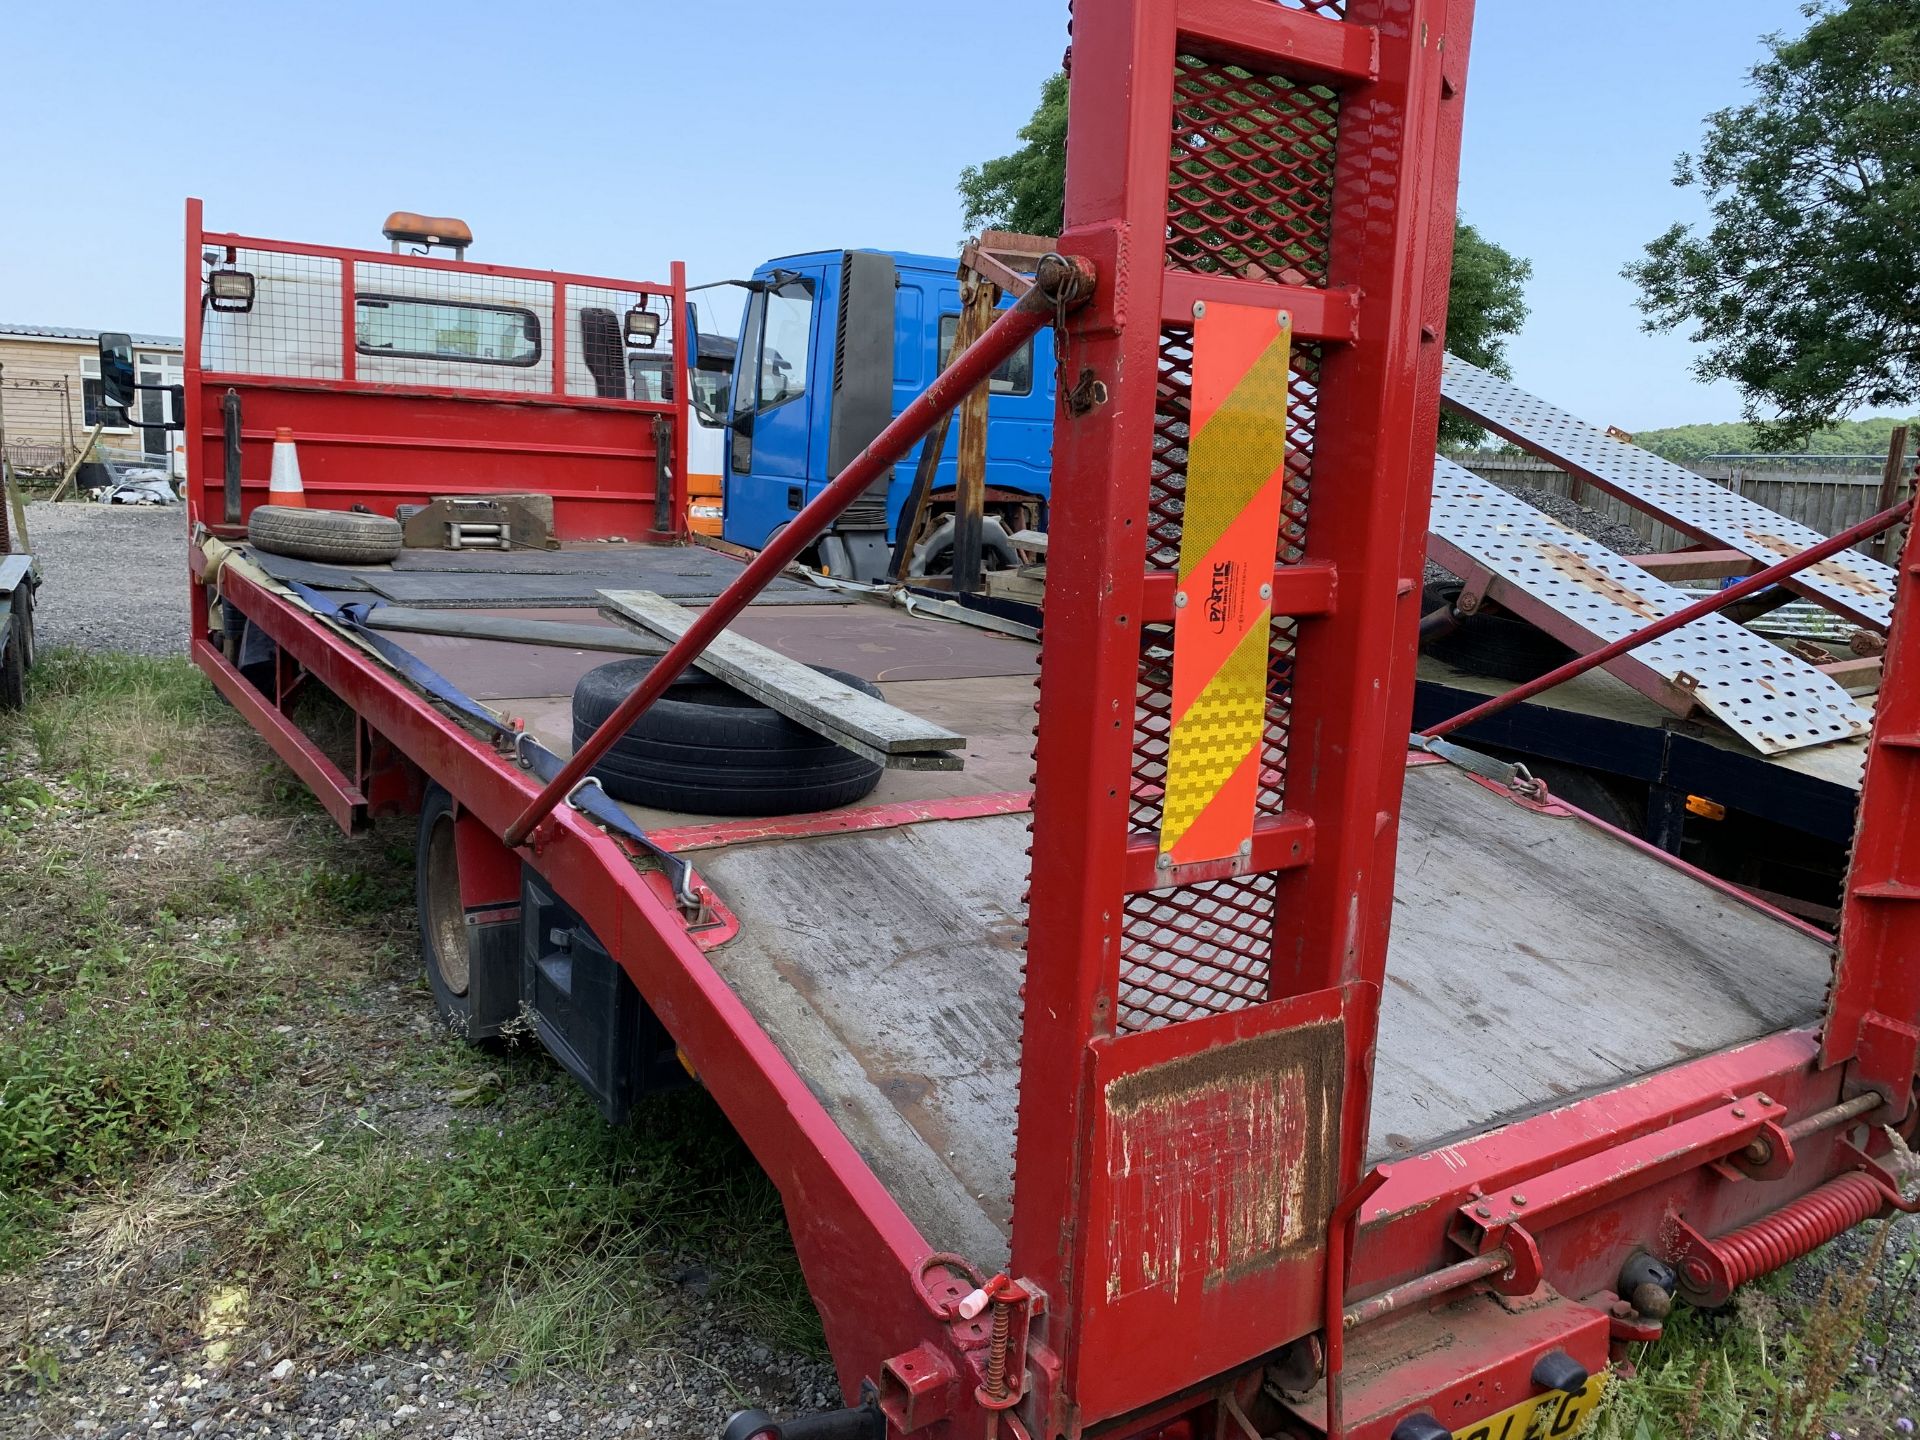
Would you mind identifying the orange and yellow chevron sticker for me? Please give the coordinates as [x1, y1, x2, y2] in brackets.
[1159, 304, 1292, 867]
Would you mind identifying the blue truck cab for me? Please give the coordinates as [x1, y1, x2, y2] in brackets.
[714, 249, 1055, 581]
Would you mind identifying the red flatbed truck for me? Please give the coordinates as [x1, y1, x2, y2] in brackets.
[180, 3, 1920, 1438]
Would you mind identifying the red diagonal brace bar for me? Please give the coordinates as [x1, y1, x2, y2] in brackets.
[502, 255, 1097, 849]
[1421, 497, 1914, 743]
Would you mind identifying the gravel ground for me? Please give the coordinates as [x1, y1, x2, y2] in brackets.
[20, 499, 190, 656]
[8, 1273, 835, 1440]
[1505, 482, 1654, 556]
[1, 497, 840, 1437]
[1789, 1209, 1920, 1400]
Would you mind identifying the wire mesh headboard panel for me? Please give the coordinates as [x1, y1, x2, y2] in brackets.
[186, 208, 691, 541]
[352, 261, 554, 394]
[195, 227, 682, 411]
[201, 249, 345, 381]
[566, 286, 678, 402]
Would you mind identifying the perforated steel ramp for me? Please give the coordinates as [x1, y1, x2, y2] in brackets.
[1429, 458, 1870, 755]
[1441, 355, 1898, 631]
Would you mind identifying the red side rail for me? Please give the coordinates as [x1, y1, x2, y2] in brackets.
[186, 560, 964, 1401]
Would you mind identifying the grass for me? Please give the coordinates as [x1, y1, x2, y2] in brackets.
[16, 647, 1912, 1422]
[1593, 1221, 1920, 1438]
[0, 647, 818, 1389]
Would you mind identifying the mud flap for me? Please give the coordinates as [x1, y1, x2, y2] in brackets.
[521, 870, 690, 1122]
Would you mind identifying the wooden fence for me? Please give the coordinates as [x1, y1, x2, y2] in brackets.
[1445, 453, 1898, 557]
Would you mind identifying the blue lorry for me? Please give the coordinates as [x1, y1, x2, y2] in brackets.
[694, 249, 1057, 582]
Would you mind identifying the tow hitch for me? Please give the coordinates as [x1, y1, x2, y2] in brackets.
[722, 1388, 884, 1440]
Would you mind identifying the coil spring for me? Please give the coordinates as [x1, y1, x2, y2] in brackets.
[1710, 1172, 1886, 1287]
[984, 1298, 1012, 1401]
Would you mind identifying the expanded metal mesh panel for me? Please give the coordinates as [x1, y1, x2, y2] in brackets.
[1119, 874, 1278, 1032]
[201, 249, 343, 380]
[353, 261, 554, 395]
[565, 285, 677, 402]
[1267, 0, 1347, 13]
[1167, 56, 1340, 286]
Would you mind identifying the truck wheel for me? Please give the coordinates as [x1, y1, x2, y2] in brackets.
[909, 514, 1019, 577]
[571, 658, 885, 816]
[247, 505, 403, 566]
[417, 784, 482, 1040]
[0, 590, 27, 711]
[14, 584, 32, 676]
[1421, 581, 1576, 683]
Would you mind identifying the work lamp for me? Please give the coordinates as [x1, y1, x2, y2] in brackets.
[208, 268, 256, 313]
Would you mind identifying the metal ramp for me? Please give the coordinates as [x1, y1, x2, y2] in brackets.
[1441, 355, 1898, 631]
[1429, 457, 1871, 755]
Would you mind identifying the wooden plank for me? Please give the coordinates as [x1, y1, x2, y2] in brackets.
[1630, 548, 1759, 582]
[1874, 425, 1910, 563]
[950, 277, 999, 595]
[985, 567, 1047, 605]
[598, 589, 967, 770]
[1819, 656, 1883, 696]
[47, 420, 106, 504]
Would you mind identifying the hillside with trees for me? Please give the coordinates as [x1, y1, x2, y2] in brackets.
[1631, 414, 1920, 464]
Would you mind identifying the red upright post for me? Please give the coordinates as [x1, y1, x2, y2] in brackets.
[183, 198, 206, 532]
[1825, 512, 1920, 1118]
[670, 260, 691, 536]
[1016, 0, 1476, 1427]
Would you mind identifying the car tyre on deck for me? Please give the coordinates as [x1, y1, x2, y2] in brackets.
[247, 505, 403, 566]
[571, 657, 885, 816]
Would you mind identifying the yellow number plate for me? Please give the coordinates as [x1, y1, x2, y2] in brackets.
[1453, 1374, 1608, 1440]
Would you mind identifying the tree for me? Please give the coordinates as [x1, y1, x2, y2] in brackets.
[960, 72, 1531, 446]
[1626, 0, 1920, 448]
[959, 72, 1070, 239]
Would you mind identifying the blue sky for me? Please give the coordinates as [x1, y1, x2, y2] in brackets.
[1, 0, 1814, 429]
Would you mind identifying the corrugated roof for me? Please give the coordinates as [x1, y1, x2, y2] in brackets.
[0, 323, 182, 347]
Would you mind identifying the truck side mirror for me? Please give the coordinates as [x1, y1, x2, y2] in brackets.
[690, 373, 731, 427]
[98, 332, 136, 411]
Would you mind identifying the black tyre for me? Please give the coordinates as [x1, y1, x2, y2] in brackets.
[1421, 581, 1576, 684]
[13, 584, 32, 676]
[571, 658, 885, 816]
[417, 784, 482, 1040]
[0, 589, 26, 712]
[1528, 760, 1645, 835]
[909, 514, 1020, 577]
[247, 505, 402, 565]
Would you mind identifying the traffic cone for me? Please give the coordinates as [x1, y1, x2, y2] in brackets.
[267, 428, 307, 507]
